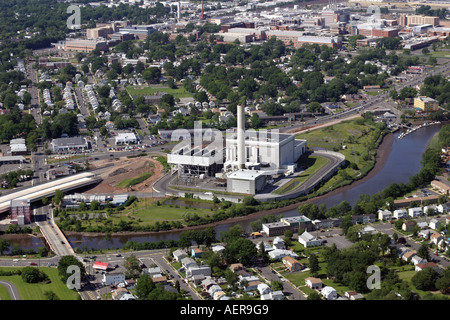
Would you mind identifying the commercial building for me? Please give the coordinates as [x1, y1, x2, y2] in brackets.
[62, 39, 109, 53]
[10, 199, 30, 225]
[262, 215, 313, 236]
[115, 132, 138, 145]
[10, 138, 27, 156]
[414, 96, 439, 112]
[265, 30, 342, 48]
[51, 136, 89, 152]
[398, 14, 439, 27]
[118, 25, 156, 40]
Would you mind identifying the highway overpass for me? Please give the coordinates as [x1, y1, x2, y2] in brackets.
[0, 172, 102, 213]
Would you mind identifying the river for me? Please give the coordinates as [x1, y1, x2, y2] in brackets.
[4, 123, 443, 252]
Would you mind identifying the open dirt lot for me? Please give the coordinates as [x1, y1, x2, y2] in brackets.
[84, 156, 164, 194]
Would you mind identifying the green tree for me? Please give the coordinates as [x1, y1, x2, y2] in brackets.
[135, 273, 155, 299]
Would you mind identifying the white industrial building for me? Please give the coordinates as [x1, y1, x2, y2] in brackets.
[166, 104, 307, 195]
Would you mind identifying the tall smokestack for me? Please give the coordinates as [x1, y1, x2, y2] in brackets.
[200, 0, 204, 20]
[237, 104, 245, 170]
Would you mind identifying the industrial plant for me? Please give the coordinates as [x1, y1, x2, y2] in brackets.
[167, 104, 307, 195]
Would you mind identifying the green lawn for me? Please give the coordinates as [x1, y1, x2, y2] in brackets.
[0, 267, 80, 300]
[274, 155, 330, 195]
[0, 282, 12, 300]
[126, 85, 193, 98]
[115, 172, 154, 188]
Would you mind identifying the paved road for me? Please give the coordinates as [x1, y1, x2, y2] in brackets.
[0, 280, 20, 300]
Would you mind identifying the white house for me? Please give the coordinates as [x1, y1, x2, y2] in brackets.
[261, 290, 284, 300]
[408, 207, 423, 218]
[272, 237, 285, 250]
[298, 231, 322, 248]
[378, 209, 392, 221]
[429, 219, 440, 230]
[393, 209, 408, 219]
[257, 283, 271, 296]
[173, 249, 187, 262]
[411, 255, 427, 266]
[186, 265, 211, 279]
[102, 273, 126, 286]
[268, 249, 299, 260]
[305, 277, 323, 290]
[321, 286, 337, 300]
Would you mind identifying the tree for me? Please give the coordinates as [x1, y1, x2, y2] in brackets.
[307, 291, 322, 300]
[0, 238, 10, 255]
[135, 273, 155, 299]
[223, 237, 257, 266]
[43, 291, 60, 300]
[21, 266, 48, 283]
[309, 254, 320, 277]
[417, 243, 430, 261]
[124, 254, 142, 279]
[57, 255, 85, 284]
[411, 268, 439, 291]
[142, 67, 161, 84]
[52, 189, 65, 207]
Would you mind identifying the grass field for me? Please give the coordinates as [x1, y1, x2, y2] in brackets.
[295, 117, 385, 195]
[274, 155, 330, 195]
[0, 267, 80, 300]
[77, 198, 214, 230]
[115, 172, 154, 188]
[126, 85, 193, 98]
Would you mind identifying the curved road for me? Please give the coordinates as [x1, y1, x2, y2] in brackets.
[0, 280, 20, 300]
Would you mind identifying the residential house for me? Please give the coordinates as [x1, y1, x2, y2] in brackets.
[415, 262, 439, 272]
[430, 232, 444, 246]
[282, 256, 304, 272]
[272, 237, 285, 249]
[180, 257, 197, 270]
[261, 290, 285, 301]
[352, 214, 376, 224]
[212, 245, 225, 254]
[213, 291, 227, 300]
[417, 221, 429, 230]
[397, 247, 411, 259]
[229, 263, 245, 273]
[345, 291, 365, 300]
[257, 283, 271, 296]
[201, 278, 217, 291]
[191, 248, 203, 258]
[393, 209, 408, 219]
[268, 249, 299, 260]
[378, 209, 392, 221]
[172, 249, 187, 262]
[298, 231, 322, 248]
[305, 277, 323, 290]
[429, 218, 440, 230]
[186, 265, 211, 279]
[402, 221, 416, 232]
[411, 255, 427, 266]
[408, 207, 423, 218]
[245, 281, 263, 292]
[402, 250, 417, 262]
[359, 226, 377, 237]
[208, 284, 223, 297]
[321, 286, 337, 300]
